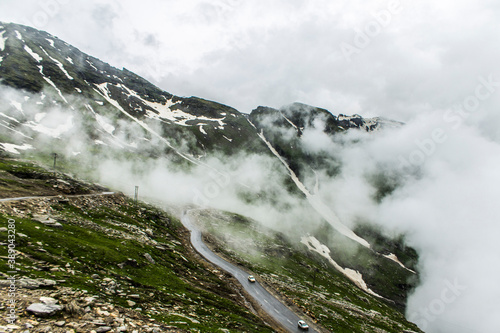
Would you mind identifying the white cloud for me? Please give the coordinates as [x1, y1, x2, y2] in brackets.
[308, 115, 500, 332]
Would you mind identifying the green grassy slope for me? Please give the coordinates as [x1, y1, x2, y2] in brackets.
[0, 158, 274, 332]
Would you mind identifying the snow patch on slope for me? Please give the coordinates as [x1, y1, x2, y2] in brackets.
[0, 143, 33, 155]
[119, 84, 227, 127]
[84, 104, 127, 147]
[40, 47, 73, 80]
[257, 129, 311, 195]
[383, 253, 416, 273]
[307, 196, 371, 248]
[95, 114, 115, 135]
[94, 140, 107, 146]
[24, 45, 43, 62]
[0, 123, 32, 139]
[86, 60, 98, 71]
[0, 30, 7, 51]
[337, 114, 403, 132]
[0, 112, 20, 123]
[37, 65, 69, 104]
[93, 83, 201, 165]
[301, 236, 381, 297]
[256, 128, 371, 248]
[45, 38, 55, 48]
[280, 112, 301, 132]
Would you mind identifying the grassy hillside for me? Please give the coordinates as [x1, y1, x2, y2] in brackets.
[0, 158, 275, 332]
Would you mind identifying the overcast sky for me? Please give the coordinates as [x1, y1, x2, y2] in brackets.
[1, 0, 499, 123]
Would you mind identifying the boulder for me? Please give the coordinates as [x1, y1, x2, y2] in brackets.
[143, 253, 155, 264]
[32, 215, 63, 228]
[39, 297, 58, 305]
[26, 303, 63, 317]
[0, 278, 57, 289]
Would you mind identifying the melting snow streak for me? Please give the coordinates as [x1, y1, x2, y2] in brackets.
[301, 236, 381, 297]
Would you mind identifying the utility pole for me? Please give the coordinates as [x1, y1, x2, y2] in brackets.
[134, 186, 139, 203]
[52, 153, 58, 178]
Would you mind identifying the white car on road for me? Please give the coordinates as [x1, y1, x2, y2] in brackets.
[298, 320, 309, 330]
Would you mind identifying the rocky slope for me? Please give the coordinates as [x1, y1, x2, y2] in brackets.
[0, 158, 421, 332]
[0, 158, 276, 332]
[193, 209, 422, 333]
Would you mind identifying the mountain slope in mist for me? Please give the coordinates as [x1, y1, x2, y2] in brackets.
[0, 22, 426, 331]
[249, 102, 404, 182]
[0, 22, 396, 162]
[0, 158, 276, 332]
[0, 22, 268, 160]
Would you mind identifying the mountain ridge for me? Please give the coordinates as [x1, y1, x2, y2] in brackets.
[0, 22, 399, 160]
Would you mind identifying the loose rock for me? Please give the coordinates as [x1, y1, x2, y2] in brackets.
[26, 303, 63, 317]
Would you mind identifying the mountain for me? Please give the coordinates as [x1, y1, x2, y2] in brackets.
[251, 102, 402, 136]
[0, 22, 267, 161]
[249, 103, 403, 181]
[0, 23, 396, 161]
[0, 22, 422, 332]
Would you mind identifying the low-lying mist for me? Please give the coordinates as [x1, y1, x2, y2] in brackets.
[296, 113, 500, 333]
[0, 86, 326, 237]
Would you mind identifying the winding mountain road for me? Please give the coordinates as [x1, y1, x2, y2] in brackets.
[1, 194, 316, 332]
[181, 212, 317, 333]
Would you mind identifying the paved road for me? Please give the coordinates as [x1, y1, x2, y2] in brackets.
[181, 212, 317, 333]
[0, 192, 115, 203]
[1, 194, 315, 332]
